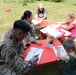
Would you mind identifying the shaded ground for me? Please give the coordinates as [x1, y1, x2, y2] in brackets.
[27, 61, 63, 75]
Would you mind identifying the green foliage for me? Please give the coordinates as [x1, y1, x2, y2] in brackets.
[23, 0, 36, 3]
[31, 0, 64, 1]
[23, 0, 65, 2]
[51, 0, 64, 2]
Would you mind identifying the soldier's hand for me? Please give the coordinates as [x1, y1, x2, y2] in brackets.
[36, 41, 42, 46]
[33, 55, 39, 62]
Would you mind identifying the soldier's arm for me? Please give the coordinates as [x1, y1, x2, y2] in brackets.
[26, 32, 37, 43]
[18, 41, 24, 58]
[1, 43, 38, 74]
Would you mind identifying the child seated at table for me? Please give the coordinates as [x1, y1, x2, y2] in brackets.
[61, 13, 76, 40]
[55, 38, 76, 75]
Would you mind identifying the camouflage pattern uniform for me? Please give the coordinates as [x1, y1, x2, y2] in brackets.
[23, 22, 42, 43]
[0, 29, 37, 75]
[23, 22, 37, 43]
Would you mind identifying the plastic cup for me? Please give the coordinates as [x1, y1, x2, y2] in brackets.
[46, 43, 53, 48]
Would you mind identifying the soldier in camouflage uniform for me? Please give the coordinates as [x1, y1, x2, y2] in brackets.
[0, 20, 38, 75]
[21, 10, 42, 45]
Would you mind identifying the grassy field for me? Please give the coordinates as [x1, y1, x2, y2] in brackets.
[0, 0, 76, 75]
[0, 0, 76, 34]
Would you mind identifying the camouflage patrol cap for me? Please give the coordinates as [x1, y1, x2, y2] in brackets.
[13, 20, 31, 32]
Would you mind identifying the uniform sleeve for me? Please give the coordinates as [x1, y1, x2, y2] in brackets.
[23, 23, 38, 43]
[30, 23, 35, 37]
[34, 25, 42, 31]
[18, 42, 24, 58]
[26, 32, 38, 43]
[1, 43, 37, 74]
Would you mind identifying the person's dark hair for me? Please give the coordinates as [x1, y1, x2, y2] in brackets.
[21, 10, 32, 20]
[63, 38, 75, 52]
[38, 8, 44, 14]
[13, 20, 31, 33]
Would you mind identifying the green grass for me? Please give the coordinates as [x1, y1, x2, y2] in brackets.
[0, 0, 76, 75]
[0, 0, 76, 35]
